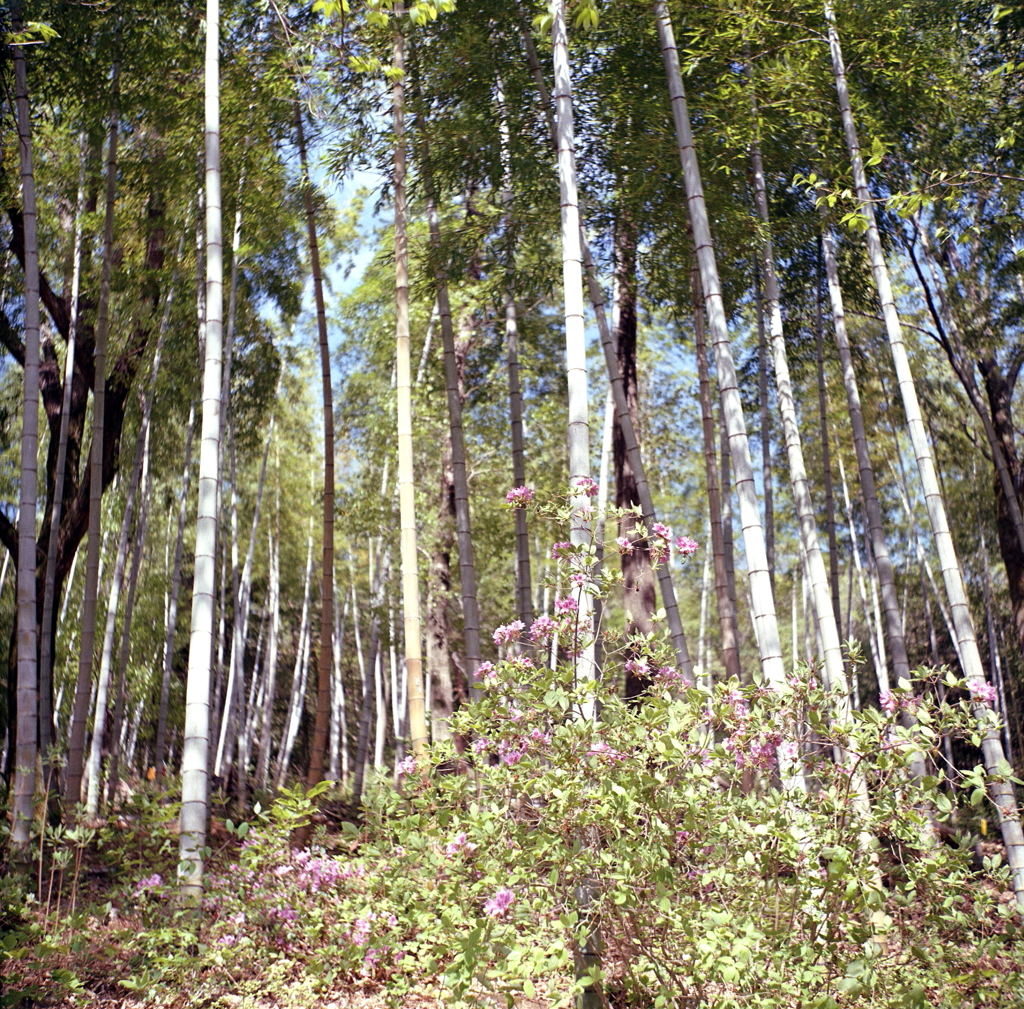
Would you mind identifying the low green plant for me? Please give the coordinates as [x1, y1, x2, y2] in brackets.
[101, 490, 1024, 1007]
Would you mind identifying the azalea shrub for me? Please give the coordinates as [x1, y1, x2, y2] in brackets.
[122, 489, 1024, 1007]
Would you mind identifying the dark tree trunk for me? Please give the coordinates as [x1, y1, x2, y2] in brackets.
[612, 215, 656, 699]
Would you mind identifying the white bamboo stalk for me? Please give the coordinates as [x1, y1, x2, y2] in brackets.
[254, 496, 280, 791]
[552, 0, 596, 716]
[155, 401, 195, 782]
[819, 207, 909, 681]
[654, 0, 784, 684]
[179, 0, 223, 898]
[392, 4, 426, 756]
[749, 125, 846, 697]
[496, 78, 533, 628]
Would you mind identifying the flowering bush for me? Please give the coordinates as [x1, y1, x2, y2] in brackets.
[112, 490, 1023, 1008]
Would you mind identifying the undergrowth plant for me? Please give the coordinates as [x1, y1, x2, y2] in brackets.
[13, 489, 1024, 1008]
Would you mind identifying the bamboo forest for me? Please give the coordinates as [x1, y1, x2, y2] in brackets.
[7, 0, 1024, 1005]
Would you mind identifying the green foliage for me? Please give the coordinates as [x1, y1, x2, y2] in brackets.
[63, 502, 1024, 1008]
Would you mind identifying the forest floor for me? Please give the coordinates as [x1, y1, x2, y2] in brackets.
[7, 790, 1023, 1008]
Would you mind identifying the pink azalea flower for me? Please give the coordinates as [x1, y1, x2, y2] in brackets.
[573, 476, 600, 498]
[971, 681, 998, 705]
[483, 887, 516, 917]
[493, 620, 525, 646]
[530, 615, 557, 642]
[674, 535, 699, 557]
[505, 486, 534, 508]
[615, 536, 634, 555]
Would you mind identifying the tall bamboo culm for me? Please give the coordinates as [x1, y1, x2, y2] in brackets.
[819, 205, 907, 684]
[39, 131, 87, 768]
[64, 64, 120, 813]
[11, 5, 41, 858]
[520, 28, 693, 679]
[179, 0, 223, 898]
[295, 103, 335, 787]
[654, 0, 784, 685]
[393, 4, 427, 757]
[825, 0, 1024, 904]
[748, 113, 846, 698]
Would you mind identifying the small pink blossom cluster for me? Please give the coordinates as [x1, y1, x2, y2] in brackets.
[588, 739, 628, 762]
[879, 689, 920, 715]
[625, 657, 650, 679]
[472, 737, 491, 755]
[970, 681, 998, 705]
[573, 476, 600, 498]
[499, 738, 528, 765]
[554, 595, 578, 615]
[530, 615, 557, 642]
[674, 535, 699, 557]
[396, 755, 417, 777]
[726, 731, 784, 772]
[551, 541, 573, 560]
[654, 665, 684, 686]
[493, 620, 525, 646]
[616, 535, 634, 555]
[724, 689, 750, 718]
[505, 485, 534, 508]
[134, 873, 163, 895]
[445, 832, 475, 858]
[347, 912, 379, 945]
[293, 850, 346, 893]
[483, 887, 516, 917]
[475, 661, 497, 683]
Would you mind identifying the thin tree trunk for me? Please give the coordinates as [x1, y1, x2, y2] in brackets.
[655, 0, 784, 684]
[392, 4, 427, 757]
[719, 412, 737, 626]
[819, 203, 909, 682]
[232, 415, 274, 806]
[550, 6, 603, 1002]
[421, 186, 482, 699]
[612, 215, 661, 698]
[254, 465, 280, 792]
[754, 264, 774, 593]
[107, 432, 153, 805]
[837, 448, 884, 692]
[179, 0, 223, 898]
[748, 124, 846, 697]
[978, 500, 1014, 764]
[825, 0, 1024, 903]
[65, 63, 120, 813]
[496, 78, 533, 628]
[375, 603, 388, 770]
[329, 576, 349, 782]
[275, 520, 314, 789]
[295, 106, 335, 789]
[815, 265, 841, 629]
[155, 401, 196, 783]
[39, 131, 87, 768]
[11, 9, 41, 855]
[697, 527, 711, 688]
[692, 266, 741, 681]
